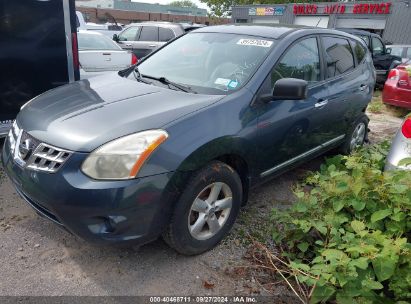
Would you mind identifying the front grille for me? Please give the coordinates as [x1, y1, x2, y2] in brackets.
[27, 143, 71, 173]
[8, 122, 72, 173]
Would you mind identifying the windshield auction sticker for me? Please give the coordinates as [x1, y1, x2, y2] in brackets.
[237, 39, 273, 48]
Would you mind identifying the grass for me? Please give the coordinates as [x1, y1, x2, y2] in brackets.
[368, 89, 410, 118]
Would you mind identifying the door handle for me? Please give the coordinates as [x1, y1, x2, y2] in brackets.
[125, 44, 132, 47]
[148, 44, 157, 47]
[315, 99, 328, 108]
[359, 84, 368, 91]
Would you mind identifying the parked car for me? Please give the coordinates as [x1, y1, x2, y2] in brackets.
[2, 25, 375, 255]
[113, 22, 185, 59]
[78, 31, 137, 79]
[386, 45, 411, 63]
[0, 0, 79, 137]
[385, 116, 411, 171]
[382, 60, 411, 109]
[180, 23, 207, 32]
[76, 11, 123, 38]
[338, 29, 401, 85]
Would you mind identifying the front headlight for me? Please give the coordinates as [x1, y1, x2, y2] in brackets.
[81, 130, 168, 180]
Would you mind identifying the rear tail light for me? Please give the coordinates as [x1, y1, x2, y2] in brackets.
[131, 53, 138, 65]
[72, 32, 80, 70]
[387, 69, 399, 80]
[401, 118, 411, 138]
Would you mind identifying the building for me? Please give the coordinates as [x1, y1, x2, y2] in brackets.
[77, 0, 207, 17]
[76, 0, 221, 25]
[232, 0, 411, 44]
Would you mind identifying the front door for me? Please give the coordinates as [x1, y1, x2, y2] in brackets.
[256, 36, 338, 177]
[133, 26, 161, 59]
[117, 26, 141, 53]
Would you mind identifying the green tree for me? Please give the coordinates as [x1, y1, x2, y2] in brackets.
[169, 0, 199, 8]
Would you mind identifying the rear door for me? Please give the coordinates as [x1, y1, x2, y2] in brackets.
[133, 26, 160, 59]
[320, 35, 365, 135]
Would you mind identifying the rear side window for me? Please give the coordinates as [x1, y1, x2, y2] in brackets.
[119, 26, 139, 41]
[159, 28, 174, 42]
[323, 37, 355, 78]
[353, 40, 366, 63]
[139, 26, 159, 41]
[271, 37, 321, 85]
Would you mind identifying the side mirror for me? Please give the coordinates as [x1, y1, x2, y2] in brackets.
[260, 78, 308, 103]
[272, 78, 308, 101]
[113, 34, 119, 42]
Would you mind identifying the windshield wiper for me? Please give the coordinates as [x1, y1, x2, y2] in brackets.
[142, 75, 197, 93]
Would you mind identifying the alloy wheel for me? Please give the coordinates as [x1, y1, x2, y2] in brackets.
[350, 122, 366, 151]
[188, 182, 232, 240]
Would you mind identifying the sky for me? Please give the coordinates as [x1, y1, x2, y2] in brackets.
[131, 0, 210, 11]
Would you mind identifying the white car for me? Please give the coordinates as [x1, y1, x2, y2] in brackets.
[78, 31, 137, 79]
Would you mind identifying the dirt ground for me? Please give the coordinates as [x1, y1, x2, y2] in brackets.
[0, 110, 404, 297]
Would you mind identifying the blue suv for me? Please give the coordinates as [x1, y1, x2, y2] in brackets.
[2, 25, 375, 255]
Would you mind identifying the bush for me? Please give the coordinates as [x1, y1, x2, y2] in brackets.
[271, 142, 411, 303]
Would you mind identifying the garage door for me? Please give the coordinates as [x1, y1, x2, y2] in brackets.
[294, 16, 329, 28]
[252, 18, 280, 24]
[336, 18, 386, 29]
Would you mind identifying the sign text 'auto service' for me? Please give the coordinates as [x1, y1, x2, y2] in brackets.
[293, 2, 392, 15]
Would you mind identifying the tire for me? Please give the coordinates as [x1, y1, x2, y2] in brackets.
[338, 115, 369, 155]
[163, 161, 242, 255]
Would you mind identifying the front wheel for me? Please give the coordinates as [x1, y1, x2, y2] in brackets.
[339, 115, 369, 155]
[163, 161, 242, 255]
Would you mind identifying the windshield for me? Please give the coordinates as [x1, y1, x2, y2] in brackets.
[78, 33, 121, 51]
[137, 32, 275, 94]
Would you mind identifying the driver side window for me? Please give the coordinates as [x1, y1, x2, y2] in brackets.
[271, 37, 321, 87]
[119, 26, 139, 42]
[372, 37, 384, 56]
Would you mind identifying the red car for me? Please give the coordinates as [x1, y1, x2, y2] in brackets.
[382, 60, 411, 109]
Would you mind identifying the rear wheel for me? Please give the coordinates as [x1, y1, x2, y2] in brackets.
[163, 161, 242, 255]
[339, 115, 369, 154]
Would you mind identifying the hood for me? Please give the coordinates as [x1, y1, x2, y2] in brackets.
[17, 73, 223, 152]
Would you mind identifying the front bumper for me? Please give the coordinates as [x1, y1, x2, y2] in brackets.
[1, 137, 176, 245]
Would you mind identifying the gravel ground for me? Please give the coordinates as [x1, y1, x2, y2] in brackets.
[0, 111, 404, 297]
